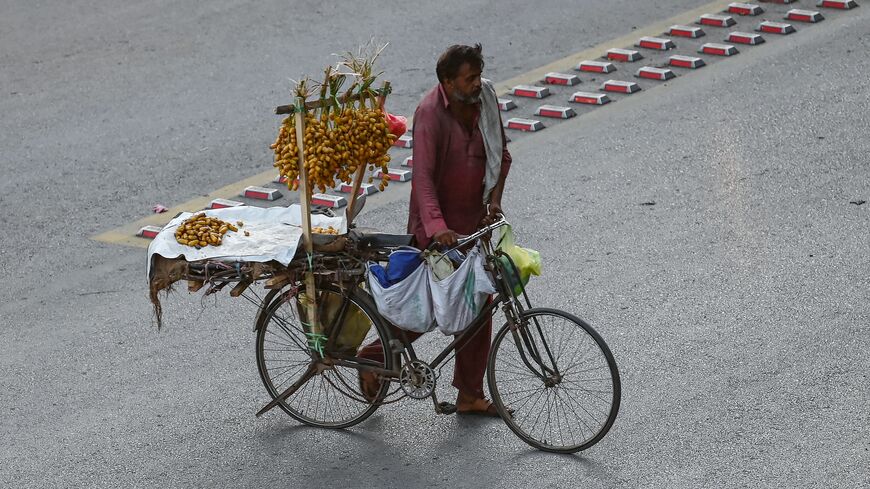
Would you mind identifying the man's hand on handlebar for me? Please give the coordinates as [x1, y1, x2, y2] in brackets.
[433, 229, 459, 247]
[479, 202, 503, 227]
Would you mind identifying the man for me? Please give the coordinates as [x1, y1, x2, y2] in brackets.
[409, 43, 512, 416]
[361, 44, 511, 416]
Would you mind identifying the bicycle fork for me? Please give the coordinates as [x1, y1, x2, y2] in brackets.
[504, 302, 561, 385]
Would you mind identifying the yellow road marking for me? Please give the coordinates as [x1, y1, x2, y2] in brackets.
[93, 0, 732, 248]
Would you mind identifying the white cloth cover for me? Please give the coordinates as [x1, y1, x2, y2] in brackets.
[146, 204, 345, 279]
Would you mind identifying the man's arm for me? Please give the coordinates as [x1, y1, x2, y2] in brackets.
[411, 107, 457, 246]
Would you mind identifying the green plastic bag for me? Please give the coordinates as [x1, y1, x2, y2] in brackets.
[495, 225, 542, 295]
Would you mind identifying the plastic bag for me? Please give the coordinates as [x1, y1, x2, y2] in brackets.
[494, 225, 542, 295]
[386, 246, 422, 284]
[384, 112, 407, 138]
[428, 246, 497, 335]
[367, 262, 435, 333]
[369, 246, 422, 288]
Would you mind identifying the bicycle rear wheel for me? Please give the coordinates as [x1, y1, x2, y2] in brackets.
[487, 308, 621, 453]
[255, 284, 393, 429]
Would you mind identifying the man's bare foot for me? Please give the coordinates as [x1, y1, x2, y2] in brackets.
[358, 371, 379, 402]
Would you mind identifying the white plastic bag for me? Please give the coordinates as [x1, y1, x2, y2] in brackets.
[367, 262, 436, 333]
[428, 247, 497, 335]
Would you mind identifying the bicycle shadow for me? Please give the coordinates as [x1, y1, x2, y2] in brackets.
[253, 408, 615, 487]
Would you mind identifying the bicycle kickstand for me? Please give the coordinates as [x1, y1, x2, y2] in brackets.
[431, 392, 457, 415]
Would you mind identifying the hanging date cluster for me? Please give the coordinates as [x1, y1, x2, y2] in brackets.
[271, 48, 397, 194]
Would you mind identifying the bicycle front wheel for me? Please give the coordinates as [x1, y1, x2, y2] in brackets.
[488, 308, 621, 453]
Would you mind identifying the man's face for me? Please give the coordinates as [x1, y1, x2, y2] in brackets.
[445, 62, 482, 105]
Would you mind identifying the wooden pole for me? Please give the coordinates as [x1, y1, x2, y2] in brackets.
[294, 99, 320, 339]
[346, 81, 390, 225]
[275, 86, 389, 114]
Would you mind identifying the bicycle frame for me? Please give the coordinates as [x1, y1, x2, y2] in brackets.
[256, 217, 565, 416]
[330, 217, 561, 386]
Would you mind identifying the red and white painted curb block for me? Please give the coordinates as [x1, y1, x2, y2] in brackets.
[817, 0, 858, 9]
[338, 183, 379, 196]
[504, 118, 545, 132]
[243, 186, 282, 201]
[393, 134, 413, 148]
[636, 67, 676, 81]
[669, 25, 706, 38]
[699, 14, 737, 27]
[511, 85, 550, 99]
[577, 60, 616, 73]
[757, 21, 796, 34]
[210, 198, 245, 209]
[699, 43, 739, 56]
[606, 48, 643, 62]
[600, 80, 641, 94]
[311, 193, 347, 208]
[535, 105, 577, 119]
[727, 31, 766, 45]
[497, 98, 517, 111]
[544, 72, 581, 86]
[571, 91, 611, 105]
[728, 2, 764, 15]
[786, 9, 825, 22]
[669, 55, 706, 69]
[402, 156, 413, 167]
[375, 168, 413, 182]
[636, 36, 677, 50]
[138, 225, 163, 239]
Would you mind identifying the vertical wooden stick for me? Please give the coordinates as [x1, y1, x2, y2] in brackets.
[294, 100, 319, 337]
[346, 81, 390, 226]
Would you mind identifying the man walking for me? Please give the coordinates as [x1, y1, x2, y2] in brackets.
[362, 44, 511, 416]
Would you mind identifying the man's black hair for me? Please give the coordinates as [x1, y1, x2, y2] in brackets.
[436, 44, 484, 83]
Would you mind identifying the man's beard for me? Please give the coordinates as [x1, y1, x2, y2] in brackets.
[451, 89, 481, 105]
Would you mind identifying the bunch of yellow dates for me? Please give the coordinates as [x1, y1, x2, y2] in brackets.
[175, 213, 242, 248]
[312, 226, 339, 235]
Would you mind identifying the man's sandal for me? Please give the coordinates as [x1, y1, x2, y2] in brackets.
[456, 397, 513, 418]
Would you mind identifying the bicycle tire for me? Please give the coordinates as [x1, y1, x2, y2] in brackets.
[487, 308, 621, 453]
[254, 283, 394, 429]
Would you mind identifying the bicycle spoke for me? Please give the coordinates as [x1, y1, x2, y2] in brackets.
[568, 386, 595, 440]
[555, 387, 581, 446]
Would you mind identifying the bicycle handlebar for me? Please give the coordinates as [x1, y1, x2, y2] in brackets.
[426, 215, 510, 253]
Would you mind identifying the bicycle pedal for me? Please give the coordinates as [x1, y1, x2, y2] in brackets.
[436, 401, 457, 415]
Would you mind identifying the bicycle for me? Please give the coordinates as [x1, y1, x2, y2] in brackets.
[252, 216, 621, 453]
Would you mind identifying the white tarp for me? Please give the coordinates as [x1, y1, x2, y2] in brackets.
[146, 204, 345, 279]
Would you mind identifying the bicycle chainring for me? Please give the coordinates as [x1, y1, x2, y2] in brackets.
[399, 360, 437, 399]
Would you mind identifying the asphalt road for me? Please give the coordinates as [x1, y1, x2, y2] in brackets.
[2, 1, 869, 488]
